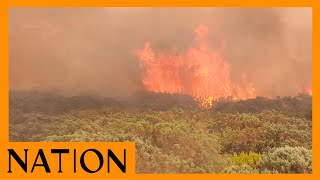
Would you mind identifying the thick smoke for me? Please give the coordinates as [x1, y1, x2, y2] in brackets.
[9, 8, 312, 97]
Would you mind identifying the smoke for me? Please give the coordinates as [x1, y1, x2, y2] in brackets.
[9, 8, 312, 97]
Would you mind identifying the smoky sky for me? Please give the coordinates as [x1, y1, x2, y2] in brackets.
[9, 8, 312, 97]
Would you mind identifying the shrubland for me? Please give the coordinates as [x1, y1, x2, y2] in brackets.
[9, 91, 312, 173]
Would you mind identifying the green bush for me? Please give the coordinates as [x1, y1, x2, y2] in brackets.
[231, 152, 261, 168]
[257, 146, 312, 173]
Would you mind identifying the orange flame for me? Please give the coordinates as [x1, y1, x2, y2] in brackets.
[136, 24, 256, 107]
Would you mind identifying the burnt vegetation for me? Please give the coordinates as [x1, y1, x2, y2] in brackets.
[10, 90, 312, 174]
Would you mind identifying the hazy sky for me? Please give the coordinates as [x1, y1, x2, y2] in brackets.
[9, 8, 312, 97]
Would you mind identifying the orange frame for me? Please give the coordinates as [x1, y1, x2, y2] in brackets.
[0, 0, 318, 179]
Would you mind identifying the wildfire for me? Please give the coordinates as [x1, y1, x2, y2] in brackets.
[135, 24, 256, 107]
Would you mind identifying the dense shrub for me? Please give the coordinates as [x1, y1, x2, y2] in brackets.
[220, 164, 259, 174]
[257, 146, 312, 173]
[231, 152, 261, 168]
[213, 94, 312, 119]
[9, 91, 312, 173]
[208, 110, 311, 153]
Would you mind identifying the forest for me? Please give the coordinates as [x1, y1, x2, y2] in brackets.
[9, 90, 312, 174]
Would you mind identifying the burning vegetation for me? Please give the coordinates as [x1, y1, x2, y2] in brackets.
[136, 24, 311, 107]
[9, 8, 311, 99]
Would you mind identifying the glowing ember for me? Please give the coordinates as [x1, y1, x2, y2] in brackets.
[135, 24, 256, 107]
[303, 87, 312, 95]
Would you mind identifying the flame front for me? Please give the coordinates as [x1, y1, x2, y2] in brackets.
[136, 24, 256, 107]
